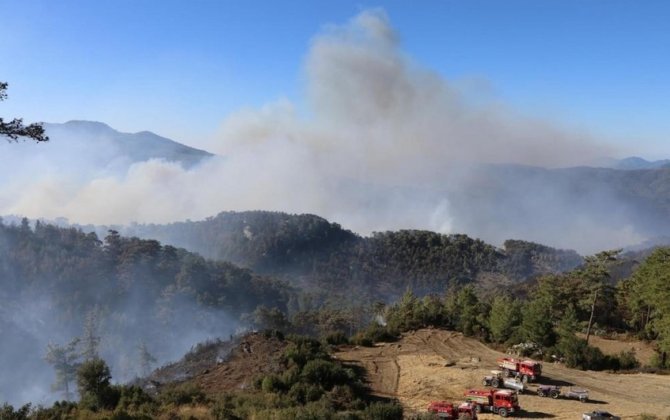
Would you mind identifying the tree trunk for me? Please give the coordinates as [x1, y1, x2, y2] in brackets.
[585, 289, 598, 345]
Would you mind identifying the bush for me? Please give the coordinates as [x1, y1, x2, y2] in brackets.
[77, 359, 121, 411]
[557, 336, 621, 371]
[30, 401, 78, 420]
[361, 401, 403, 419]
[261, 375, 284, 393]
[0, 403, 31, 420]
[263, 329, 286, 340]
[325, 331, 349, 346]
[350, 333, 374, 347]
[615, 350, 640, 370]
[650, 352, 670, 369]
[301, 359, 349, 390]
[115, 385, 156, 414]
[350, 323, 398, 346]
[159, 383, 207, 406]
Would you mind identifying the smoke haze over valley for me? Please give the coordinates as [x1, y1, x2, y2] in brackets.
[2, 4, 670, 415]
[2, 10, 664, 254]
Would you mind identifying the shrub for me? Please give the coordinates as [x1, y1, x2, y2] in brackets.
[325, 332, 349, 346]
[263, 329, 286, 340]
[615, 350, 640, 370]
[301, 359, 348, 390]
[361, 401, 403, 419]
[115, 385, 156, 414]
[159, 383, 207, 406]
[0, 403, 31, 420]
[31, 401, 78, 420]
[350, 323, 398, 346]
[261, 375, 284, 393]
[650, 352, 670, 369]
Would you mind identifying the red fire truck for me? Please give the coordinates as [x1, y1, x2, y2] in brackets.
[463, 389, 520, 417]
[427, 401, 478, 419]
[497, 357, 542, 383]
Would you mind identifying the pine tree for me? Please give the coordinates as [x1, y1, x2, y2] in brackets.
[138, 341, 157, 377]
[81, 310, 101, 361]
[44, 338, 81, 400]
[488, 295, 522, 343]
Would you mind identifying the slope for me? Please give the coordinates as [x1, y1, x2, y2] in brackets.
[336, 328, 670, 419]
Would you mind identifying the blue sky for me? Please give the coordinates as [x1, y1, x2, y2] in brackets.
[1, 0, 668, 158]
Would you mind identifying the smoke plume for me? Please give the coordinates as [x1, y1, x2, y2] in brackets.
[1, 10, 636, 253]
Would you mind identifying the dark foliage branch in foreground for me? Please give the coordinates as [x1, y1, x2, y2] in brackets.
[1, 82, 49, 142]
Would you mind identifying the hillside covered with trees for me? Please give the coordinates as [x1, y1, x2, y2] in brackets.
[116, 211, 583, 301]
[0, 218, 290, 405]
[2, 212, 668, 417]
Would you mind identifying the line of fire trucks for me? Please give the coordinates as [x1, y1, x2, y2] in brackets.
[427, 356, 573, 419]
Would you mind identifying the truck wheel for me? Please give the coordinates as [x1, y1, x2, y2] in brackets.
[537, 389, 545, 397]
[491, 378, 500, 388]
[580, 397, 587, 403]
[498, 408, 508, 417]
[521, 375, 529, 383]
[550, 390, 559, 399]
[502, 368, 510, 377]
[474, 405, 482, 413]
[482, 379, 489, 386]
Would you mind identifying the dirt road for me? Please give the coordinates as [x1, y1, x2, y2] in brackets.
[336, 329, 670, 419]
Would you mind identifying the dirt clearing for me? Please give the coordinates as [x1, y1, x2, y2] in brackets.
[336, 329, 670, 419]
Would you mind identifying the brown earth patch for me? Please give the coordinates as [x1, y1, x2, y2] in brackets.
[145, 332, 287, 396]
[336, 329, 670, 419]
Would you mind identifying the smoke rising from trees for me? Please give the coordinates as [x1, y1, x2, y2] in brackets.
[0, 10, 645, 254]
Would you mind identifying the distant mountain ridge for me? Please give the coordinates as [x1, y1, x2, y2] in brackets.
[43, 120, 213, 168]
[611, 156, 670, 170]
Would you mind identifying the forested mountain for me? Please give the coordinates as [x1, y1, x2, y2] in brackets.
[0, 218, 289, 405]
[116, 211, 583, 300]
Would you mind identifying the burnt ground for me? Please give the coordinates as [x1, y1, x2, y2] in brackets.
[139, 331, 288, 396]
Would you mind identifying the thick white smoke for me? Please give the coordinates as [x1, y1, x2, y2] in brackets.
[1, 10, 627, 252]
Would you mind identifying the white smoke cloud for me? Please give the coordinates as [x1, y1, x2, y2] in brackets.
[1, 9, 628, 252]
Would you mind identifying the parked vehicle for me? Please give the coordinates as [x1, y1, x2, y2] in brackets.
[536, 385, 560, 398]
[497, 357, 542, 383]
[482, 370, 525, 392]
[565, 387, 589, 402]
[427, 401, 478, 419]
[464, 389, 520, 417]
[583, 410, 621, 420]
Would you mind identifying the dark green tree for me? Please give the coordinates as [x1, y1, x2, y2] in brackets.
[621, 247, 670, 366]
[488, 295, 522, 343]
[445, 285, 484, 336]
[77, 358, 117, 410]
[520, 297, 555, 347]
[0, 82, 48, 142]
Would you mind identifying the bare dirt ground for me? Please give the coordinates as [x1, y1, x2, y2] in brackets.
[336, 329, 670, 419]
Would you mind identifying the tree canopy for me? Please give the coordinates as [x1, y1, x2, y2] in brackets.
[0, 82, 48, 142]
